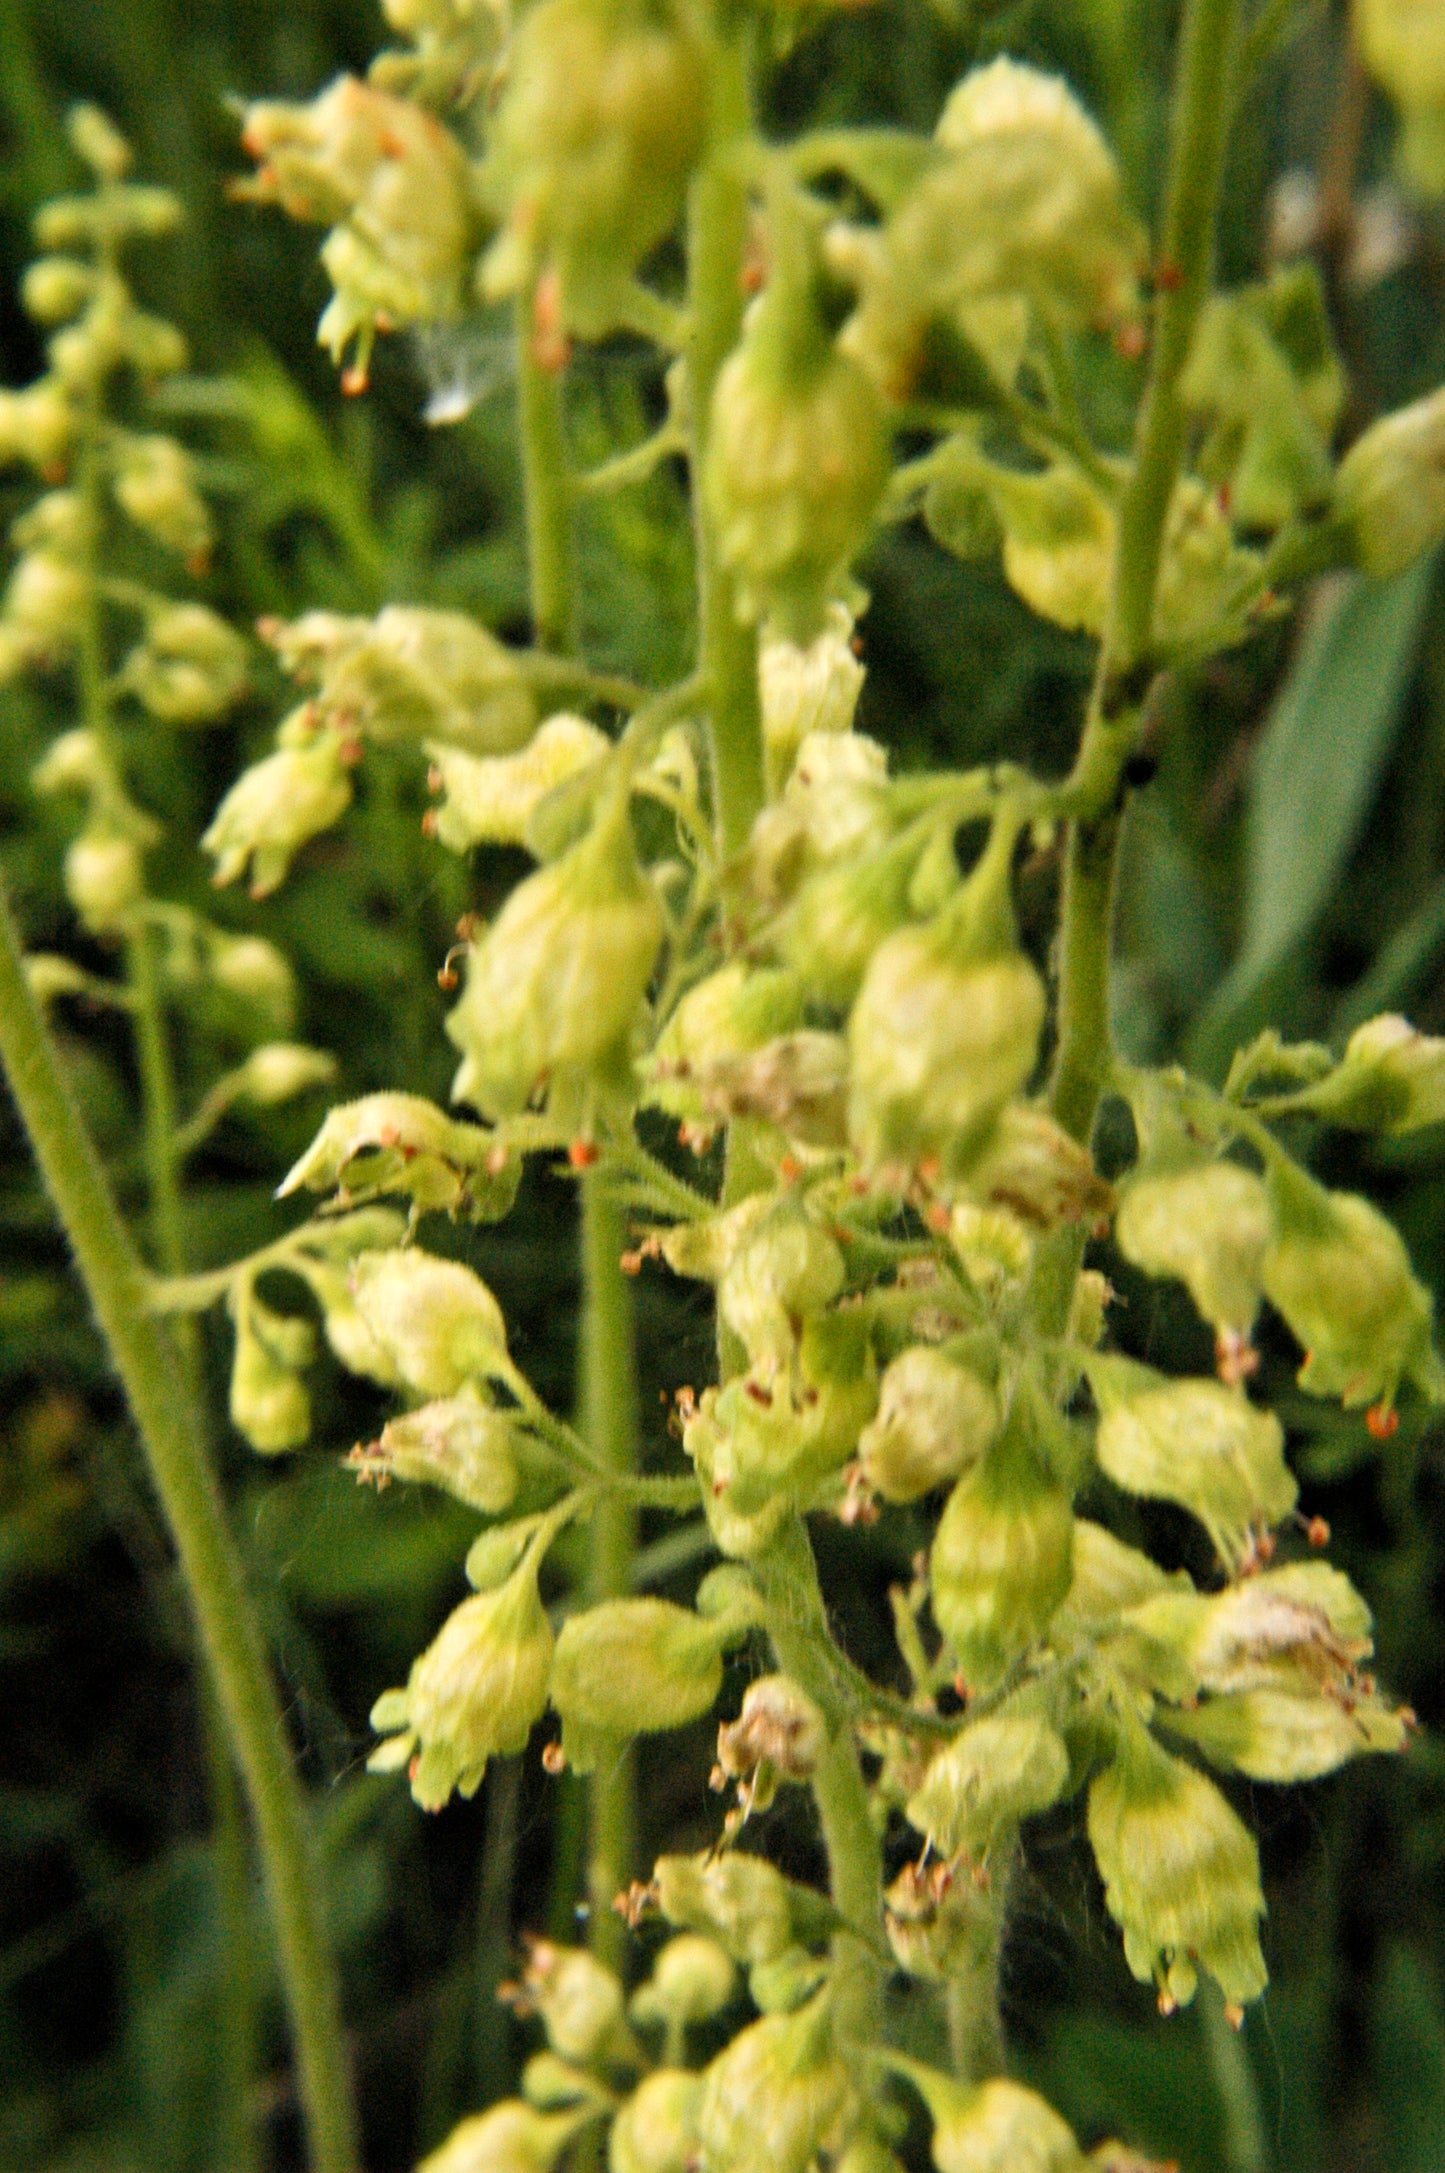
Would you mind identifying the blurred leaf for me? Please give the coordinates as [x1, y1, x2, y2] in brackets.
[1191, 556, 1438, 1076]
[1373, 1945, 1445, 2173]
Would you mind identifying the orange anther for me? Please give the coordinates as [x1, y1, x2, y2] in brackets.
[1366, 1402, 1399, 1440]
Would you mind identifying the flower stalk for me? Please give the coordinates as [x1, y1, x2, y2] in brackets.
[0, 874, 359, 2173]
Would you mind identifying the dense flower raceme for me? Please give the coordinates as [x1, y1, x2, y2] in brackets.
[113, 25, 1445, 2173]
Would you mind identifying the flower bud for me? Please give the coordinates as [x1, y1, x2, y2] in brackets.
[1294, 1012, 1445, 1132]
[241, 78, 476, 378]
[350, 1383, 519, 1512]
[1335, 385, 1445, 577]
[644, 963, 807, 1132]
[68, 104, 132, 181]
[778, 831, 924, 1010]
[718, 1205, 845, 1368]
[890, 2058, 1083, 2173]
[692, 1031, 850, 1150]
[206, 933, 297, 1033]
[0, 383, 74, 474]
[429, 714, 610, 852]
[348, 1247, 508, 1398]
[369, 1546, 554, 1806]
[113, 434, 211, 557]
[706, 317, 887, 643]
[930, 1394, 1073, 1688]
[24, 953, 91, 1005]
[885, 57, 1142, 351]
[2, 549, 90, 660]
[963, 1106, 1111, 1231]
[1088, 1358, 1296, 1570]
[420, 2099, 589, 2173]
[1114, 1162, 1269, 1340]
[21, 257, 94, 325]
[1060, 1518, 1179, 1628]
[631, 1939, 738, 2039]
[299, 1260, 403, 1387]
[906, 1715, 1070, 1864]
[549, 1597, 743, 1772]
[446, 795, 662, 1117]
[947, 1201, 1034, 1304]
[759, 605, 865, 798]
[232, 1042, 337, 1106]
[697, 1324, 877, 1531]
[202, 736, 353, 896]
[653, 1849, 834, 1969]
[32, 726, 106, 798]
[611, 2070, 703, 2173]
[1130, 1561, 1372, 1698]
[64, 828, 144, 935]
[522, 1940, 630, 2065]
[1162, 1681, 1411, 1783]
[857, 1346, 999, 1504]
[1260, 1159, 1441, 1409]
[715, 1675, 826, 1805]
[696, 1989, 854, 2173]
[122, 603, 248, 724]
[272, 605, 537, 755]
[522, 2051, 611, 2109]
[279, 1089, 518, 1220]
[1086, 1723, 1267, 2013]
[984, 456, 1115, 635]
[229, 1316, 311, 1454]
[847, 831, 1045, 1175]
[884, 1861, 1000, 1984]
[481, 0, 707, 338]
[1067, 1268, 1111, 1350]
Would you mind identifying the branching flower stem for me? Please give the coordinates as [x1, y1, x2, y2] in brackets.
[514, 268, 646, 1971]
[1049, 0, 1243, 1151]
[0, 874, 359, 2173]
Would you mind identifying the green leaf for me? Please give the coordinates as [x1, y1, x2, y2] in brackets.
[1191, 554, 1437, 1077]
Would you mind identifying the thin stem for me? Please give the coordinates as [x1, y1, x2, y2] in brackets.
[578, 1169, 640, 1972]
[515, 292, 575, 654]
[0, 875, 359, 2173]
[687, 24, 765, 864]
[753, 1517, 884, 2046]
[1049, 0, 1241, 1148]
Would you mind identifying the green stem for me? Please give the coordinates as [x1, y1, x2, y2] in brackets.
[516, 293, 575, 654]
[753, 1517, 884, 2046]
[1049, 0, 1241, 1147]
[0, 876, 359, 2173]
[943, 1846, 1012, 2084]
[687, 24, 764, 863]
[1201, 1982, 1269, 2172]
[200, 1677, 262, 2173]
[579, 1170, 640, 1971]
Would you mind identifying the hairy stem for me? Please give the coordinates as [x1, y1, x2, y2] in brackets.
[943, 1846, 1012, 2084]
[579, 1171, 640, 1970]
[200, 1676, 262, 2173]
[516, 293, 575, 654]
[753, 1517, 884, 2046]
[1050, 0, 1241, 1146]
[688, 23, 764, 863]
[0, 876, 359, 2173]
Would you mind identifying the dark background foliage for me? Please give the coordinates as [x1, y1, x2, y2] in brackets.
[1, 1, 1444, 2167]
